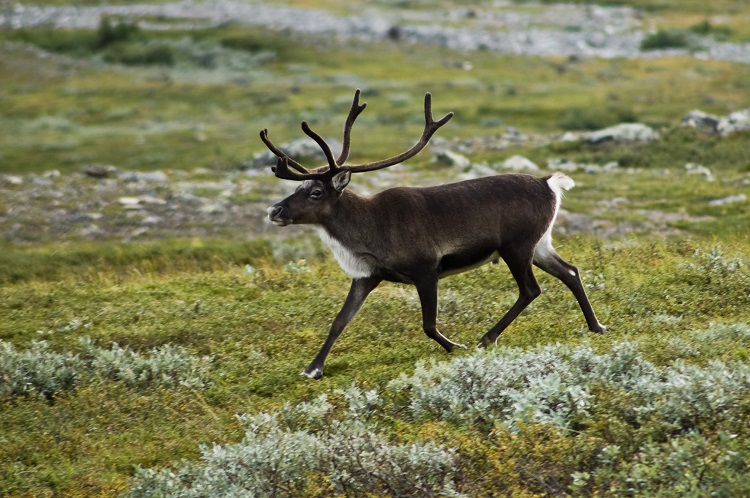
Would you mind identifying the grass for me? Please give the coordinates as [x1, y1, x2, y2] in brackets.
[2, 0, 750, 495]
[2, 23, 750, 174]
[2, 236, 749, 495]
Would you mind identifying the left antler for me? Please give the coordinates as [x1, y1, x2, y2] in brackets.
[260, 90, 452, 181]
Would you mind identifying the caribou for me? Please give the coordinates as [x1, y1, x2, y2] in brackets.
[263, 90, 605, 379]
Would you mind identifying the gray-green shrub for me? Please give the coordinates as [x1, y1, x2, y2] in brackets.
[125, 388, 462, 498]
[0, 339, 212, 400]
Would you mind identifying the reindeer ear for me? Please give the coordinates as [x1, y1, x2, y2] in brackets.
[331, 170, 351, 192]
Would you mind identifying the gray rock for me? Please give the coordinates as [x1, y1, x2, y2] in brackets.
[433, 150, 471, 168]
[718, 109, 750, 136]
[708, 194, 746, 206]
[681, 110, 720, 134]
[499, 155, 539, 172]
[547, 158, 580, 172]
[119, 170, 169, 183]
[584, 123, 659, 144]
[250, 137, 343, 169]
[83, 164, 121, 179]
[458, 162, 497, 180]
[1, 174, 24, 186]
[685, 163, 714, 182]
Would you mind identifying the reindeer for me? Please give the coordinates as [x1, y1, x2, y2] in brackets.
[263, 90, 605, 379]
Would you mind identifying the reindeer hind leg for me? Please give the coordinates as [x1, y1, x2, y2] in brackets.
[533, 234, 606, 333]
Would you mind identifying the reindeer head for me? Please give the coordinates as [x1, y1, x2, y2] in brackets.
[264, 89, 453, 226]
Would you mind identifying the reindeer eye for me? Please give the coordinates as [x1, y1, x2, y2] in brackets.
[309, 188, 324, 199]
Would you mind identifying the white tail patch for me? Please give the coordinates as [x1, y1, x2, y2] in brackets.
[535, 172, 574, 264]
[547, 172, 575, 197]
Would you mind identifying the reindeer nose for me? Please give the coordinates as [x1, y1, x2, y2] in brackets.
[267, 205, 283, 220]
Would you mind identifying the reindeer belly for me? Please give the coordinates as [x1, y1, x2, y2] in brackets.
[439, 248, 500, 278]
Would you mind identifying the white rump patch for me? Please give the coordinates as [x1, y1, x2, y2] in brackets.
[547, 172, 575, 199]
[535, 172, 575, 266]
[317, 228, 373, 279]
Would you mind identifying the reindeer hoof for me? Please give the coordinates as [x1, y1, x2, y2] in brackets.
[477, 336, 495, 349]
[301, 367, 324, 380]
[592, 323, 607, 334]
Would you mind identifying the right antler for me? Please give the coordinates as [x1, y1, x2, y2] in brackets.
[260, 90, 452, 181]
[339, 92, 453, 174]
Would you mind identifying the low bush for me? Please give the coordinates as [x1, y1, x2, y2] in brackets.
[558, 106, 638, 131]
[126, 388, 461, 497]
[640, 29, 693, 51]
[126, 337, 750, 496]
[0, 338, 212, 400]
[102, 42, 175, 66]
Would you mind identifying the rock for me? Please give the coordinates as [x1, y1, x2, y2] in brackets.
[558, 131, 582, 142]
[681, 110, 720, 134]
[433, 150, 471, 168]
[119, 197, 143, 209]
[717, 109, 750, 136]
[685, 163, 714, 181]
[547, 158, 580, 172]
[199, 203, 227, 214]
[249, 137, 344, 169]
[1, 174, 24, 186]
[584, 123, 659, 144]
[83, 164, 120, 179]
[708, 194, 746, 206]
[458, 162, 497, 180]
[119, 170, 169, 183]
[499, 155, 539, 172]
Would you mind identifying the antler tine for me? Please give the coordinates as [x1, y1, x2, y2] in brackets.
[260, 129, 311, 175]
[343, 92, 454, 174]
[301, 121, 339, 174]
[336, 89, 367, 166]
[272, 156, 324, 181]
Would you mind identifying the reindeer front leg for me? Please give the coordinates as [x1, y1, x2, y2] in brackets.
[302, 276, 382, 379]
[413, 273, 467, 352]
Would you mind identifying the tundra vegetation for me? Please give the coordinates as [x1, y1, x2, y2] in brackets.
[1, 0, 750, 496]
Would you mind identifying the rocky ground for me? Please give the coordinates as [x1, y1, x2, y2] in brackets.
[3, 0, 750, 63]
[3, 109, 747, 244]
[3, 1, 749, 246]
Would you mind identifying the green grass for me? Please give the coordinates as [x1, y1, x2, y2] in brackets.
[1, 236, 749, 495]
[2, 23, 750, 174]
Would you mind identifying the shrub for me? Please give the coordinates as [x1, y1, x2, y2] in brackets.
[125, 338, 750, 496]
[391, 342, 750, 436]
[8, 28, 98, 56]
[96, 16, 141, 49]
[0, 340, 84, 400]
[689, 20, 732, 40]
[83, 339, 212, 389]
[558, 106, 638, 131]
[0, 339, 211, 400]
[102, 43, 175, 66]
[125, 389, 462, 497]
[640, 29, 692, 51]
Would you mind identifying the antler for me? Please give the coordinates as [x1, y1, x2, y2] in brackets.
[260, 90, 368, 180]
[341, 92, 453, 174]
[260, 90, 452, 181]
[337, 88, 367, 165]
[259, 129, 313, 178]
